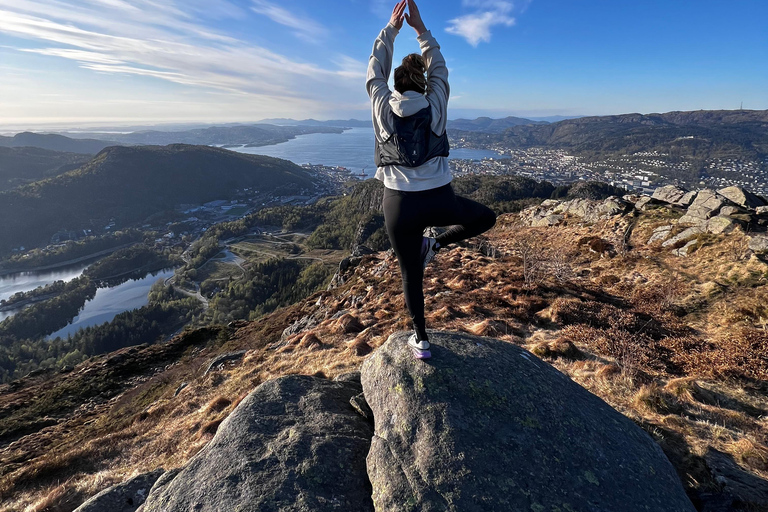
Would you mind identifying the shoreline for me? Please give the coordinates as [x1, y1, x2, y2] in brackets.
[0, 242, 139, 278]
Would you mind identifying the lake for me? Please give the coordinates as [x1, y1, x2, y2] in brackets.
[0, 263, 93, 321]
[47, 268, 176, 340]
[229, 127, 499, 176]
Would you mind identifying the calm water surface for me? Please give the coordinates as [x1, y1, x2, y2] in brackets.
[0, 263, 94, 321]
[230, 128, 499, 177]
[48, 268, 176, 340]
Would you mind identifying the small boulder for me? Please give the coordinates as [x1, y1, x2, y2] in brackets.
[673, 240, 698, 257]
[361, 331, 695, 512]
[139, 376, 374, 512]
[678, 190, 698, 207]
[662, 226, 704, 248]
[648, 225, 674, 244]
[75, 469, 165, 512]
[279, 314, 318, 344]
[203, 350, 247, 375]
[748, 234, 768, 253]
[634, 195, 653, 210]
[652, 185, 688, 205]
[706, 216, 737, 235]
[717, 186, 767, 209]
[719, 205, 742, 217]
[531, 214, 563, 227]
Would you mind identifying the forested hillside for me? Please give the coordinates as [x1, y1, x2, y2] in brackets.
[0, 145, 316, 254]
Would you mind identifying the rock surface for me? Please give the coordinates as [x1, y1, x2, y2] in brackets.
[706, 216, 737, 235]
[662, 226, 704, 248]
[648, 225, 674, 244]
[361, 331, 695, 512]
[717, 186, 767, 209]
[748, 234, 768, 253]
[138, 375, 374, 512]
[652, 185, 688, 205]
[75, 469, 165, 512]
[520, 197, 630, 226]
[679, 189, 728, 224]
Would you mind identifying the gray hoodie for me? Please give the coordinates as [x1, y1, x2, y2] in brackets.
[366, 23, 452, 192]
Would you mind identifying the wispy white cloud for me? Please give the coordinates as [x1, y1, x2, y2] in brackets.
[251, 0, 328, 42]
[0, 0, 361, 116]
[446, 0, 517, 47]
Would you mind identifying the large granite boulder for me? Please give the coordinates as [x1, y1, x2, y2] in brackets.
[679, 189, 729, 225]
[75, 469, 165, 512]
[138, 375, 374, 512]
[717, 186, 767, 209]
[361, 331, 695, 512]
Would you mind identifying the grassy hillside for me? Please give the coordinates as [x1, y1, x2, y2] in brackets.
[1, 201, 767, 510]
[0, 145, 317, 254]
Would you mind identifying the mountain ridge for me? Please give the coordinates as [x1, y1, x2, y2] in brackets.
[0, 144, 316, 254]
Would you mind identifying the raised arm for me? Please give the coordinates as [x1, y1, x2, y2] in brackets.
[405, 0, 449, 134]
[366, 1, 406, 107]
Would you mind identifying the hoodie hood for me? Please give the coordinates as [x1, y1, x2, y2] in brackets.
[389, 90, 430, 117]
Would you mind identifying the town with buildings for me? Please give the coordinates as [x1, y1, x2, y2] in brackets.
[449, 147, 768, 197]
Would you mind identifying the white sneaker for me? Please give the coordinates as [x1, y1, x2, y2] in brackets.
[408, 333, 431, 359]
[421, 237, 439, 269]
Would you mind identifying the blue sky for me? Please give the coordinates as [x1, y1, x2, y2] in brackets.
[0, 0, 766, 128]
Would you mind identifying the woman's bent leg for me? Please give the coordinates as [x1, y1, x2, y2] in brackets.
[433, 193, 497, 247]
[383, 188, 429, 340]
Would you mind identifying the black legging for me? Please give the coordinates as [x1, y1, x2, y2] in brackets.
[383, 183, 496, 340]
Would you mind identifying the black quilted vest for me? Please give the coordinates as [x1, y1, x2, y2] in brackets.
[375, 106, 450, 168]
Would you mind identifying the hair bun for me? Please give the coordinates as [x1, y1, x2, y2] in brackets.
[394, 53, 428, 95]
[401, 54, 426, 74]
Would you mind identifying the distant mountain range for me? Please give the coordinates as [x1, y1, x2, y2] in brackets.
[0, 132, 114, 154]
[256, 117, 551, 132]
[0, 145, 316, 255]
[64, 124, 344, 147]
[450, 109, 768, 164]
[257, 118, 373, 128]
[447, 116, 549, 132]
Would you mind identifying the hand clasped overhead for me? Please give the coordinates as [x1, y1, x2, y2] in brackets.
[390, 0, 427, 36]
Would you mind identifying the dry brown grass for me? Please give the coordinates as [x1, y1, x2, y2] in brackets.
[632, 384, 678, 414]
[3, 210, 768, 510]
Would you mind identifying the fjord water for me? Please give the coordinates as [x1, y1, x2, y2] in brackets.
[47, 268, 175, 340]
[231, 127, 499, 175]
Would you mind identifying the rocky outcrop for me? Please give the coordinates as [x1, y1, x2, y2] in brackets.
[652, 185, 689, 205]
[74, 469, 165, 512]
[138, 375, 374, 512]
[717, 186, 767, 209]
[678, 189, 729, 225]
[662, 226, 704, 248]
[520, 196, 631, 226]
[202, 350, 247, 375]
[361, 331, 695, 512]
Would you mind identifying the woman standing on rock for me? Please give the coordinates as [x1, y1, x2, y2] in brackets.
[367, 0, 496, 359]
